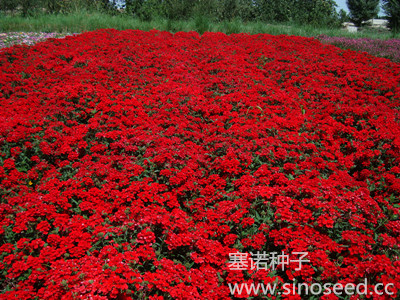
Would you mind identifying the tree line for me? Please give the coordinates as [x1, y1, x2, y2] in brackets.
[346, 0, 399, 32]
[124, 0, 342, 26]
[1, 0, 399, 32]
[0, 0, 342, 27]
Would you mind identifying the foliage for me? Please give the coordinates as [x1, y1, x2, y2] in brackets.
[383, 0, 400, 33]
[346, 0, 380, 27]
[0, 0, 119, 15]
[162, 0, 194, 20]
[338, 8, 350, 23]
[0, 0, 18, 12]
[0, 0, 342, 28]
[125, 0, 162, 21]
[295, 0, 339, 26]
[255, 0, 339, 26]
[17, 0, 43, 17]
[256, 0, 295, 23]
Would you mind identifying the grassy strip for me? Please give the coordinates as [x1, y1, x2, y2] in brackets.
[0, 11, 398, 39]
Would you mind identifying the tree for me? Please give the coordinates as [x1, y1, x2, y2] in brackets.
[382, 0, 400, 33]
[256, 0, 339, 26]
[338, 9, 350, 23]
[257, 0, 295, 23]
[18, 0, 42, 16]
[192, 0, 216, 19]
[162, 0, 194, 20]
[0, 0, 18, 12]
[43, 0, 62, 13]
[237, 0, 257, 21]
[215, 0, 238, 21]
[126, 0, 146, 17]
[346, 0, 380, 27]
[295, 0, 339, 26]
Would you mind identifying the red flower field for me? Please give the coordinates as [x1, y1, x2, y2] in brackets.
[1, 29, 400, 299]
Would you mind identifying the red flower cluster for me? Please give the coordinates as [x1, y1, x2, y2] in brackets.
[1, 29, 400, 299]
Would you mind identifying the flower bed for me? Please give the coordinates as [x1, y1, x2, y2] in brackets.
[1, 29, 400, 299]
[317, 34, 400, 63]
[0, 32, 76, 50]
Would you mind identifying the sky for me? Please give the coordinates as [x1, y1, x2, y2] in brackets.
[335, 0, 383, 15]
[335, 0, 348, 12]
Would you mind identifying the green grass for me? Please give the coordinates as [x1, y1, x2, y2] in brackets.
[0, 11, 398, 39]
